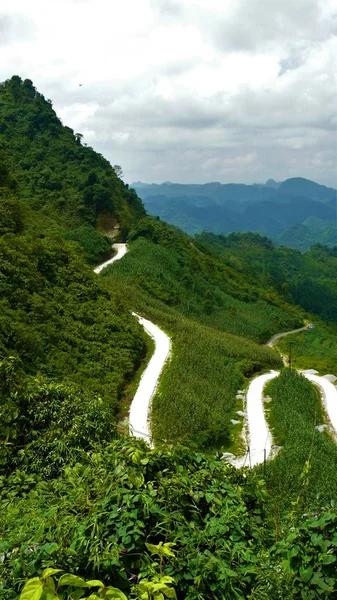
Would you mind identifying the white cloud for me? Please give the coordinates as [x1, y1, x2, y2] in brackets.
[0, 0, 335, 186]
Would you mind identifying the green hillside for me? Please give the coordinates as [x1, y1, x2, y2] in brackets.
[196, 231, 337, 325]
[0, 75, 145, 261]
[2, 77, 337, 599]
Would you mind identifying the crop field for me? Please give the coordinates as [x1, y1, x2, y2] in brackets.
[276, 324, 337, 374]
[102, 252, 282, 449]
[110, 235, 302, 343]
[262, 369, 337, 516]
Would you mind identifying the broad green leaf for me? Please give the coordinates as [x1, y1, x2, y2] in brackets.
[163, 589, 176, 599]
[42, 568, 63, 579]
[299, 565, 313, 582]
[71, 588, 86, 600]
[159, 577, 175, 585]
[321, 554, 336, 565]
[58, 574, 87, 587]
[162, 547, 175, 557]
[145, 543, 158, 555]
[45, 577, 56, 593]
[85, 580, 105, 588]
[104, 588, 128, 599]
[19, 578, 44, 600]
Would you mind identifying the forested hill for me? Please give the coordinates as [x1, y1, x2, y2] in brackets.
[4, 76, 337, 599]
[0, 76, 145, 257]
[133, 178, 336, 251]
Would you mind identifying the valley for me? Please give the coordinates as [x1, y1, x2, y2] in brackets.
[2, 76, 337, 599]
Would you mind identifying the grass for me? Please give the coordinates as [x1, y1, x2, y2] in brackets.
[100, 241, 283, 450]
[261, 369, 337, 517]
[111, 237, 303, 343]
[276, 324, 337, 375]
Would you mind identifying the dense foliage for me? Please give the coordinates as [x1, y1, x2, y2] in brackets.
[0, 75, 145, 260]
[2, 76, 337, 600]
[99, 218, 304, 447]
[262, 370, 337, 514]
[0, 233, 146, 404]
[196, 232, 337, 325]
[276, 324, 337, 374]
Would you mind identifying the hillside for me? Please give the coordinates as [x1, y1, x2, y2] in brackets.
[2, 77, 337, 599]
[133, 178, 336, 251]
[0, 76, 145, 261]
[195, 231, 337, 325]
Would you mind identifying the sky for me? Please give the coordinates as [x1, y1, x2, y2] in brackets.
[0, 0, 336, 186]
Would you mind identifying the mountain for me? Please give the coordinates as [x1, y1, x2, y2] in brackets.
[278, 176, 337, 202]
[132, 178, 337, 251]
[265, 178, 282, 189]
[0, 75, 145, 260]
[3, 76, 337, 599]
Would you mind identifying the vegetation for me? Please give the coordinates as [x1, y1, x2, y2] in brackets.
[100, 224, 296, 447]
[262, 369, 337, 515]
[0, 75, 145, 260]
[276, 323, 337, 374]
[196, 232, 337, 326]
[0, 233, 146, 409]
[2, 76, 337, 599]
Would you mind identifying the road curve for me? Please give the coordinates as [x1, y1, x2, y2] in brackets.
[94, 243, 171, 444]
[230, 371, 279, 468]
[129, 314, 171, 442]
[266, 326, 308, 348]
[94, 243, 128, 273]
[302, 372, 337, 435]
[95, 254, 337, 460]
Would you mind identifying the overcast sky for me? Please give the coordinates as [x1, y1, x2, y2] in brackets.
[0, 0, 336, 186]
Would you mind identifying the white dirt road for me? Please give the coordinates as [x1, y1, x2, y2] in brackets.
[94, 243, 171, 444]
[266, 326, 308, 348]
[302, 372, 337, 435]
[129, 314, 171, 442]
[95, 251, 337, 462]
[94, 243, 128, 273]
[230, 371, 279, 468]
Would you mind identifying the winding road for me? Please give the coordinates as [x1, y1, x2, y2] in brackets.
[229, 333, 337, 468]
[94, 244, 171, 443]
[95, 245, 337, 466]
[266, 326, 309, 348]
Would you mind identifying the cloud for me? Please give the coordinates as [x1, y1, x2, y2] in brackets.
[0, 0, 335, 186]
[0, 12, 35, 46]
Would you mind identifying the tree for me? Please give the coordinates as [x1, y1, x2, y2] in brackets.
[113, 165, 124, 179]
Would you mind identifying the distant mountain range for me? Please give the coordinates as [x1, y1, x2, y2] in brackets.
[131, 177, 337, 251]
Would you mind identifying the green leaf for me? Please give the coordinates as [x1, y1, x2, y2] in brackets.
[71, 589, 86, 600]
[145, 543, 158, 555]
[58, 574, 87, 587]
[159, 577, 175, 585]
[42, 568, 63, 579]
[104, 588, 128, 599]
[19, 578, 44, 600]
[85, 580, 105, 588]
[45, 577, 56, 593]
[321, 554, 336, 565]
[299, 565, 313, 582]
[163, 588, 177, 599]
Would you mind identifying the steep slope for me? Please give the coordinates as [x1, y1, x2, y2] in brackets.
[99, 217, 305, 448]
[196, 231, 337, 325]
[0, 76, 145, 257]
